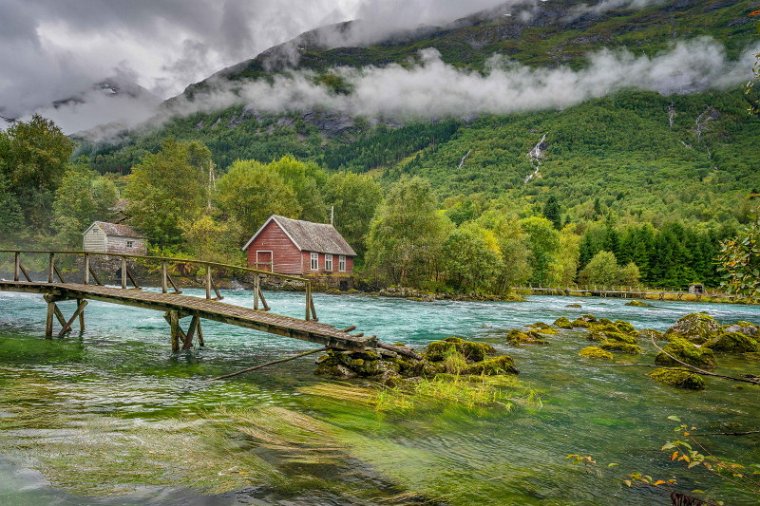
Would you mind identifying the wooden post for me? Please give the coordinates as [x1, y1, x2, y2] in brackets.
[121, 257, 127, 289]
[305, 282, 312, 321]
[168, 310, 180, 353]
[161, 262, 168, 293]
[45, 302, 55, 338]
[253, 275, 260, 310]
[310, 292, 318, 322]
[84, 254, 90, 285]
[183, 315, 200, 350]
[205, 265, 212, 300]
[196, 318, 205, 347]
[58, 300, 88, 337]
[14, 252, 20, 282]
[78, 299, 85, 333]
[48, 253, 55, 283]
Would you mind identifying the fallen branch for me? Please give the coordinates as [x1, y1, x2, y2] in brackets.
[649, 336, 760, 385]
[702, 430, 760, 436]
[377, 342, 422, 360]
[212, 347, 327, 380]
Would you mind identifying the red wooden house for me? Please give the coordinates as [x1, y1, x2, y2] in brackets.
[242, 215, 356, 276]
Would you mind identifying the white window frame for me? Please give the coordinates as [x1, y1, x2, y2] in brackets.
[325, 254, 333, 272]
[126, 240, 133, 248]
[310, 252, 319, 271]
[256, 250, 274, 272]
[339, 255, 346, 273]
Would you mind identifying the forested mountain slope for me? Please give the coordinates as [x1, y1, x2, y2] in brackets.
[77, 0, 759, 227]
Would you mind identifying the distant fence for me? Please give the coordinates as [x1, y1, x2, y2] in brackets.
[514, 285, 756, 304]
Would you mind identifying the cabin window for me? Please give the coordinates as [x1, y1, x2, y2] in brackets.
[310, 252, 319, 271]
[339, 255, 346, 272]
[126, 241, 133, 248]
[325, 254, 333, 272]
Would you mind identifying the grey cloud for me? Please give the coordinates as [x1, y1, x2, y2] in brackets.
[166, 38, 757, 123]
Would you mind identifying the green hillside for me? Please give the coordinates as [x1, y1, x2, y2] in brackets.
[77, 0, 759, 230]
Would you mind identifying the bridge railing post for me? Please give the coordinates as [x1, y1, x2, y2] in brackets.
[161, 262, 168, 294]
[14, 252, 20, 282]
[121, 257, 127, 289]
[205, 265, 212, 299]
[84, 253, 90, 285]
[253, 275, 260, 310]
[47, 253, 55, 283]
[305, 282, 312, 321]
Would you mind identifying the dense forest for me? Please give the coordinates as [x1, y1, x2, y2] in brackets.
[1, 114, 756, 295]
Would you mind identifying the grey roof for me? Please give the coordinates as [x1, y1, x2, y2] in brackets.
[243, 215, 356, 256]
[91, 221, 144, 239]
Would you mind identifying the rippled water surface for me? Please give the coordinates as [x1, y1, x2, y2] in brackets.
[1, 289, 759, 505]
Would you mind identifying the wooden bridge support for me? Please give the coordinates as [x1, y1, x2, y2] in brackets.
[165, 311, 204, 353]
[43, 295, 87, 338]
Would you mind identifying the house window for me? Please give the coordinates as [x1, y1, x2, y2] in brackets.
[325, 254, 333, 272]
[310, 252, 319, 271]
[339, 255, 346, 272]
[126, 241, 133, 248]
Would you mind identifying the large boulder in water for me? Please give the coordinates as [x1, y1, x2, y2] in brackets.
[723, 321, 760, 338]
[705, 332, 760, 353]
[649, 368, 705, 390]
[665, 313, 721, 344]
[655, 337, 716, 370]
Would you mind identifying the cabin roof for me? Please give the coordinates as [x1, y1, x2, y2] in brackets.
[242, 215, 356, 256]
[85, 221, 144, 239]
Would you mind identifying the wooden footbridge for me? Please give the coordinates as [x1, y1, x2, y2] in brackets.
[0, 250, 410, 359]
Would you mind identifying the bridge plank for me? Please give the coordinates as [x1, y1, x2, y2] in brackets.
[0, 281, 374, 351]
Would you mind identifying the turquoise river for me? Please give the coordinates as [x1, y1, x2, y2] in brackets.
[0, 289, 758, 505]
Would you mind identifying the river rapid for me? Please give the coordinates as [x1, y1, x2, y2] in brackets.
[0, 289, 758, 505]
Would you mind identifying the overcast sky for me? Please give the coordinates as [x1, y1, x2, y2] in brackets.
[2, 0, 745, 135]
[0, 0, 522, 119]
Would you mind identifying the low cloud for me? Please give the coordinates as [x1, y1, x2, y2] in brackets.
[162, 38, 756, 126]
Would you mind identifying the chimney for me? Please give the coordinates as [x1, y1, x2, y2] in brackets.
[330, 206, 335, 226]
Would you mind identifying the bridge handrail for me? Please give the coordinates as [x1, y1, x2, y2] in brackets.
[0, 249, 319, 321]
[0, 249, 308, 282]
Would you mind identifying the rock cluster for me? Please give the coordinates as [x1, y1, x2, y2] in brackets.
[315, 337, 518, 384]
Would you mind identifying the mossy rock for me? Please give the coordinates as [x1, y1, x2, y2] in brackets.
[463, 355, 519, 376]
[554, 317, 574, 329]
[600, 340, 642, 354]
[626, 300, 652, 307]
[649, 368, 705, 390]
[425, 337, 497, 363]
[639, 329, 665, 341]
[743, 352, 760, 361]
[570, 319, 590, 328]
[655, 337, 716, 370]
[705, 332, 760, 353]
[528, 322, 558, 335]
[614, 320, 637, 334]
[588, 330, 637, 344]
[723, 321, 759, 338]
[579, 346, 614, 360]
[665, 313, 721, 344]
[566, 303, 582, 308]
[506, 329, 546, 345]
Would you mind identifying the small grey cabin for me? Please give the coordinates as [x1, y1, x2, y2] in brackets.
[83, 222, 147, 255]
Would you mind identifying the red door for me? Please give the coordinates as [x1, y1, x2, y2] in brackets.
[256, 251, 273, 272]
